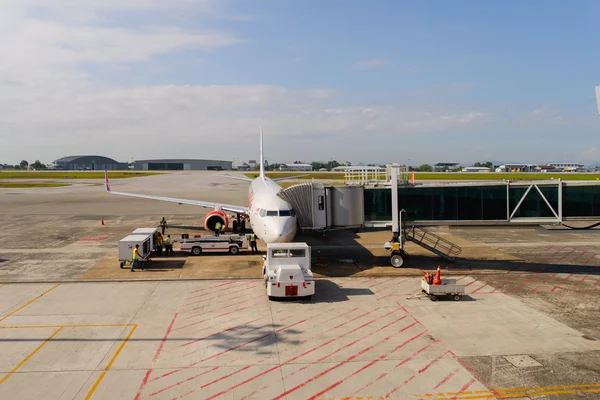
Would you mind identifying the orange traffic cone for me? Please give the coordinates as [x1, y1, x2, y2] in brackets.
[432, 266, 442, 285]
[101, 218, 104, 226]
[410, 171, 415, 184]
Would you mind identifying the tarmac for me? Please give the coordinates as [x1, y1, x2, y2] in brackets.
[0, 171, 599, 400]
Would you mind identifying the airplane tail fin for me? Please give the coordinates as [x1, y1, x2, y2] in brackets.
[259, 126, 265, 179]
[104, 170, 111, 193]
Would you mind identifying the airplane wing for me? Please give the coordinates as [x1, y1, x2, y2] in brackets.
[217, 174, 254, 182]
[104, 171, 248, 215]
[272, 174, 309, 182]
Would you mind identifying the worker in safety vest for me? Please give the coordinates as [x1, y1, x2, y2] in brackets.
[250, 233, 258, 254]
[214, 221, 222, 237]
[160, 217, 167, 234]
[155, 233, 163, 256]
[131, 244, 144, 272]
[164, 234, 174, 256]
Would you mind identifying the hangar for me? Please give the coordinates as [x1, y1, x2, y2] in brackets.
[54, 155, 128, 171]
[134, 159, 232, 171]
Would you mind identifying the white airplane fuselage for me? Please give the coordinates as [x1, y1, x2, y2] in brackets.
[248, 176, 297, 243]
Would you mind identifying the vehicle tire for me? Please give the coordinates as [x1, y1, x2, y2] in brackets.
[430, 295, 438, 302]
[268, 296, 274, 301]
[229, 246, 239, 255]
[191, 246, 201, 256]
[390, 253, 404, 268]
[453, 295, 461, 301]
[120, 262, 124, 269]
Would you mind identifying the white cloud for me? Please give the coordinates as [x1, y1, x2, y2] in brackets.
[354, 59, 388, 70]
[530, 104, 562, 120]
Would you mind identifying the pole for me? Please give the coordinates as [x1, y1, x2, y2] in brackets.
[391, 164, 399, 242]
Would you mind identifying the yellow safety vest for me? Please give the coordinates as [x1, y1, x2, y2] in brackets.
[250, 233, 256, 242]
[132, 248, 140, 260]
[165, 238, 171, 246]
[160, 219, 166, 226]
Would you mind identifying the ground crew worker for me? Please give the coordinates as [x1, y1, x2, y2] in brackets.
[240, 218, 246, 233]
[131, 244, 144, 272]
[164, 234, 174, 256]
[250, 232, 258, 254]
[155, 233, 163, 256]
[160, 217, 167, 234]
[215, 221, 222, 236]
[221, 223, 226, 235]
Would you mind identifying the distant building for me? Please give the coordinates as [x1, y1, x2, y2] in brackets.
[433, 163, 459, 171]
[548, 163, 585, 172]
[279, 163, 313, 171]
[495, 164, 538, 172]
[462, 167, 490, 172]
[54, 155, 128, 171]
[134, 159, 232, 171]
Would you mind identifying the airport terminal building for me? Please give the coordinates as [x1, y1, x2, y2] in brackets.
[134, 159, 232, 171]
[53, 156, 128, 171]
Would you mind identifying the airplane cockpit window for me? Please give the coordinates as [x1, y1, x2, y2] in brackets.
[279, 210, 291, 217]
[266, 210, 278, 217]
[259, 209, 267, 217]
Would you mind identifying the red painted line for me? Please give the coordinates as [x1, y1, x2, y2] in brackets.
[182, 284, 258, 307]
[192, 293, 263, 312]
[491, 272, 525, 292]
[150, 369, 179, 382]
[551, 273, 573, 292]
[368, 278, 394, 289]
[531, 273, 557, 292]
[185, 281, 251, 301]
[148, 366, 220, 397]
[465, 275, 488, 287]
[208, 310, 405, 400]
[187, 281, 239, 295]
[324, 329, 429, 399]
[507, 270, 546, 294]
[386, 349, 449, 397]
[455, 275, 469, 282]
[332, 308, 379, 329]
[432, 366, 462, 390]
[134, 313, 178, 400]
[172, 309, 371, 399]
[173, 303, 257, 332]
[450, 377, 477, 400]
[173, 365, 256, 399]
[555, 248, 576, 263]
[590, 279, 600, 291]
[283, 311, 403, 380]
[584, 253, 598, 265]
[272, 318, 420, 400]
[173, 316, 263, 350]
[570, 251, 587, 264]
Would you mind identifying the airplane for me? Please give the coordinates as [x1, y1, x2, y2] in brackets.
[104, 128, 299, 243]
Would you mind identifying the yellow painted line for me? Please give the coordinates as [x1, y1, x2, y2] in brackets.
[0, 324, 134, 329]
[0, 284, 60, 323]
[317, 382, 600, 399]
[0, 326, 63, 385]
[84, 324, 137, 400]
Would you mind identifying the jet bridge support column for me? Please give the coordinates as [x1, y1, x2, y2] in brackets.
[391, 164, 400, 242]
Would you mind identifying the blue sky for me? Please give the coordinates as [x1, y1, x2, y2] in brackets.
[1, 0, 599, 166]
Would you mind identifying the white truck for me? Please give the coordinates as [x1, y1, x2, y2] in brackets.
[118, 233, 152, 269]
[262, 242, 315, 300]
[178, 234, 249, 256]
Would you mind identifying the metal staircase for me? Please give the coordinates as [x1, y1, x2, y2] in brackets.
[404, 226, 462, 262]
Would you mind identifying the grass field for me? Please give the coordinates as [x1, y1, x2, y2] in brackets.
[0, 171, 159, 179]
[0, 182, 71, 188]
[245, 171, 600, 181]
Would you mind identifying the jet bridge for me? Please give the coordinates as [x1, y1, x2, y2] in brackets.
[278, 165, 600, 265]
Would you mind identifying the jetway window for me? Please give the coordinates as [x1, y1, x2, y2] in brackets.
[279, 210, 291, 216]
[266, 211, 278, 217]
[318, 195, 324, 210]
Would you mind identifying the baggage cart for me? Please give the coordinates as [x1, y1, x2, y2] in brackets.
[420, 278, 465, 301]
[118, 234, 152, 269]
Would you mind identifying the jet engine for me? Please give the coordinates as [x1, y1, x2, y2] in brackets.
[204, 210, 229, 233]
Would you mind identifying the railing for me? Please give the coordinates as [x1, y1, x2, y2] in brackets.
[343, 164, 409, 186]
[405, 226, 462, 258]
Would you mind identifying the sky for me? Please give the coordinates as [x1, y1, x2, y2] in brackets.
[1, 0, 600, 166]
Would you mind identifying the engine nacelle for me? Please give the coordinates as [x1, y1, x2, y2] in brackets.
[204, 210, 229, 233]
